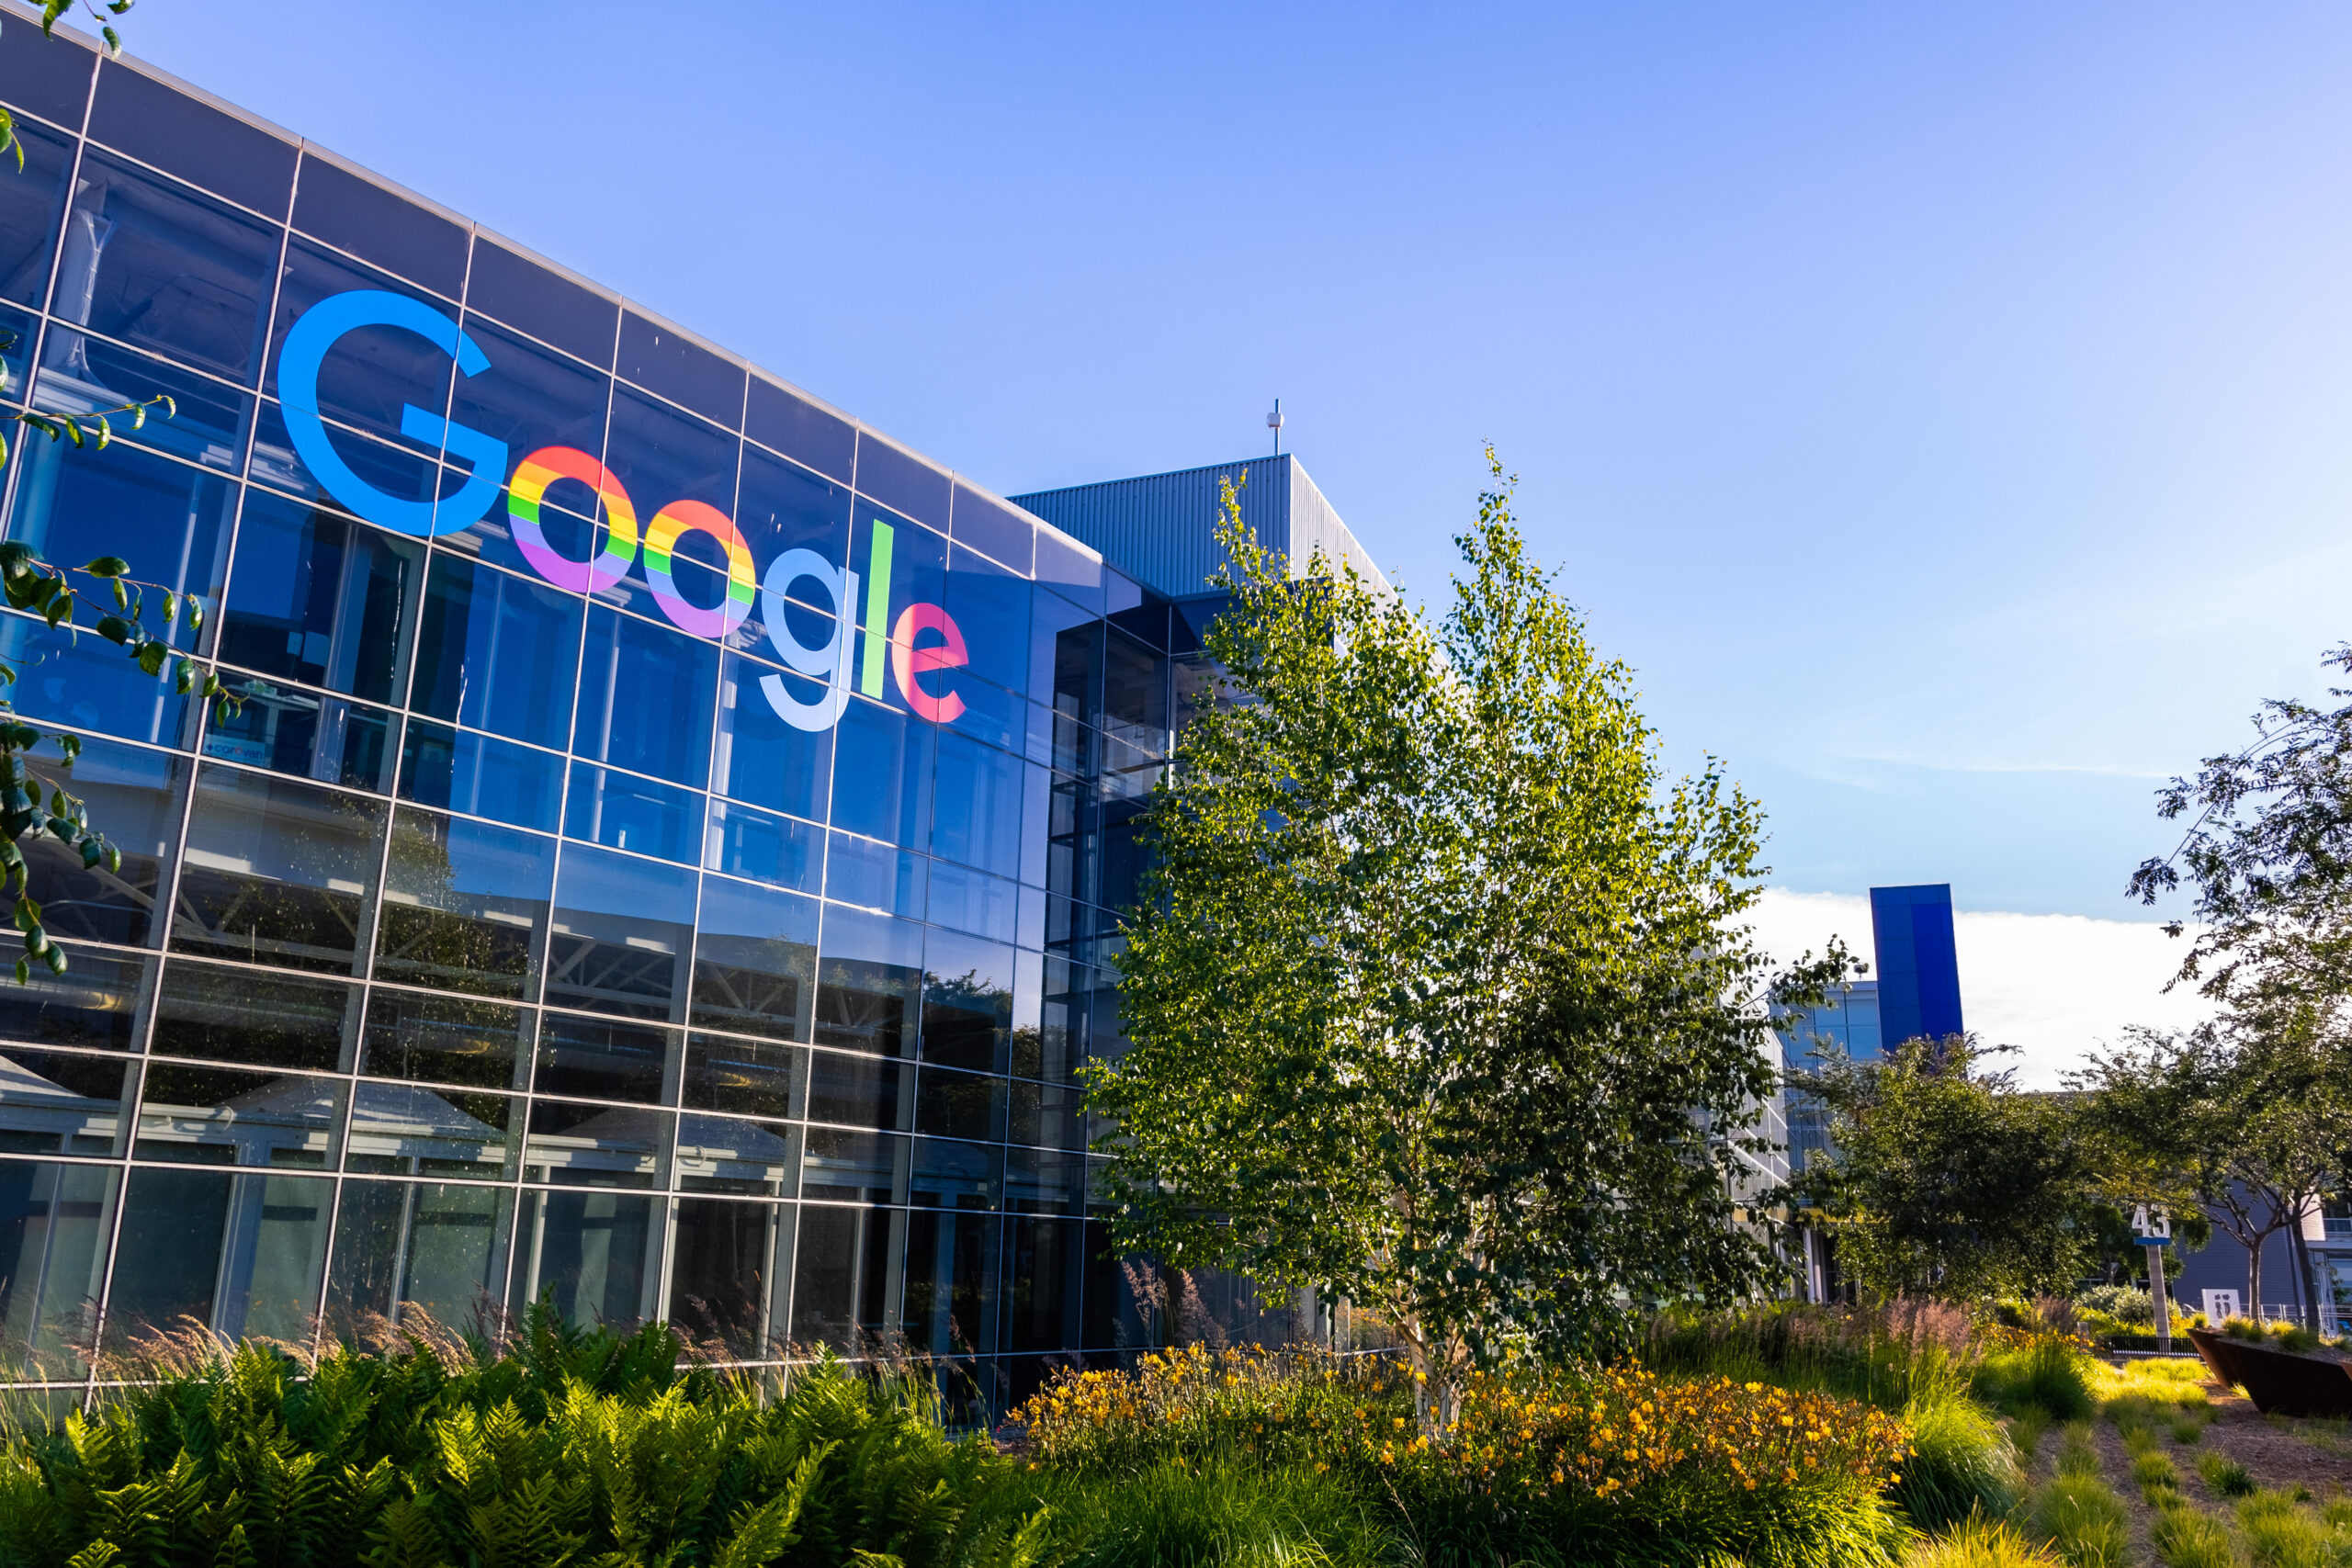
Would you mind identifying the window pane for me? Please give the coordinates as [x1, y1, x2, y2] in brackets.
[107, 1168, 333, 1348]
[806, 1051, 907, 1132]
[266, 239, 454, 446]
[1006, 1148, 1083, 1216]
[220, 492, 423, 705]
[801, 1126, 908, 1205]
[712, 654, 831, 823]
[790, 1202, 900, 1351]
[360, 990, 530, 1090]
[465, 240, 616, 369]
[397, 719, 563, 834]
[0, 121, 72, 309]
[704, 798, 820, 895]
[1000, 1215, 1082, 1355]
[508, 1189, 661, 1333]
[0, 1158, 117, 1378]
[931, 732, 1023, 881]
[925, 862, 1016, 946]
[409, 554, 583, 751]
[564, 762, 701, 864]
[20, 734, 183, 950]
[151, 961, 356, 1070]
[594, 386, 739, 623]
[814, 908, 922, 1059]
[324, 1179, 514, 1339]
[922, 930, 1014, 1075]
[674, 1113, 799, 1197]
[915, 1066, 1005, 1145]
[745, 379, 854, 485]
[911, 1137, 1002, 1212]
[544, 845, 695, 1020]
[0, 1049, 132, 1156]
[943, 545, 1032, 698]
[0, 950, 154, 1052]
[345, 1082, 520, 1179]
[727, 446, 851, 644]
[533, 1014, 674, 1105]
[824, 831, 925, 920]
[203, 678, 399, 795]
[669, 1196, 793, 1358]
[1008, 1080, 1087, 1154]
[0, 610, 195, 750]
[689, 876, 816, 1043]
[680, 1033, 803, 1121]
[6, 441, 232, 649]
[902, 1209, 998, 1368]
[294, 155, 467, 299]
[521, 1100, 671, 1190]
[829, 698, 932, 848]
[949, 483, 1034, 578]
[173, 764, 386, 976]
[375, 807, 554, 999]
[134, 1063, 344, 1168]
[36, 329, 254, 471]
[573, 606, 717, 789]
[61, 149, 279, 382]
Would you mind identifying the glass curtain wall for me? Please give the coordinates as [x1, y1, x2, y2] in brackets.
[0, 37, 1170, 1416]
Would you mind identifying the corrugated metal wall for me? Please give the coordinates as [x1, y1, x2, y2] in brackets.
[1010, 454, 1387, 601]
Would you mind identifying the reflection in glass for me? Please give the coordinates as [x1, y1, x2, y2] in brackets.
[107, 1167, 332, 1347]
[790, 1202, 901, 1350]
[57, 148, 278, 382]
[534, 1014, 673, 1104]
[359, 990, 529, 1089]
[713, 654, 831, 823]
[1006, 1148, 1083, 1216]
[669, 1197, 795, 1357]
[35, 329, 254, 470]
[932, 732, 1024, 880]
[0, 950, 153, 1053]
[1008, 1081, 1086, 1154]
[824, 831, 925, 919]
[925, 862, 1017, 947]
[689, 876, 815, 1043]
[398, 719, 564, 834]
[922, 931, 1015, 1074]
[203, 678, 397, 793]
[800, 1126, 908, 1205]
[220, 492, 423, 703]
[915, 1066, 1005, 1145]
[151, 961, 356, 1070]
[133, 1064, 344, 1168]
[16, 735, 182, 949]
[806, 1051, 906, 1132]
[522, 1100, 671, 1189]
[564, 762, 701, 863]
[829, 698, 932, 848]
[674, 1113, 798, 1197]
[0, 611, 194, 750]
[7, 440, 232, 652]
[814, 908, 922, 1058]
[325, 1179, 514, 1337]
[0, 121, 74, 309]
[375, 807, 553, 999]
[1000, 1215, 1082, 1356]
[409, 555, 583, 751]
[703, 797, 820, 895]
[173, 765, 385, 975]
[0, 1050, 132, 1156]
[0, 1159, 117, 1378]
[545, 845, 696, 1021]
[573, 606, 717, 789]
[266, 239, 454, 445]
[510, 1188, 660, 1332]
[345, 1083, 520, 1179]
[904, 1209, 997, 1359]
[911, 1137, 1002, 1212]
[680, 1033, 802, 1120]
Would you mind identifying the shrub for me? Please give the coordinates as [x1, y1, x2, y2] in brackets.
[1974, 1339, 2095, 1423]
[1639, 1300, 1975, 1415]
[2033, 1438, 2130, 1568]
[2007, 1404, 2053, 1466]
[2131, 1449, 2180, 1499]
[2197, 1451, 2255, 1498]
[0, 1314, 1052, 1568]
[1896, 1396, 2022, 1532]
[2148, 1495, 2238, 1568]
[1902, 1513, 2064, 1567]
[2234, 1489, 2335, 1568]
[1043, 1454, 1391, 1568]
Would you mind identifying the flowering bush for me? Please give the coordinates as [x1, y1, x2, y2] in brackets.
[1012, 1347, 1917, 1565]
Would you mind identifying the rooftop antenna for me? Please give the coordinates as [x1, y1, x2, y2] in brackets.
[1267, 398, 1283, 457]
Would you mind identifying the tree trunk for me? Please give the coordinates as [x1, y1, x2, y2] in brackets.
[2290, 1223, 2317, 1334]
[2247, 1232, 2265, 1324]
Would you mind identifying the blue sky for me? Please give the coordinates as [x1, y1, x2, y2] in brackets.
[101, 4, 2352, 944]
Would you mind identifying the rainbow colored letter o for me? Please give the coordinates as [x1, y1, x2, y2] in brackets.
[645, 499, 757, 637]
[509, 446, 639, 592]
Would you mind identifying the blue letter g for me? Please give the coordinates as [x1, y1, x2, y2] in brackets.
[277, 289, 508, 537]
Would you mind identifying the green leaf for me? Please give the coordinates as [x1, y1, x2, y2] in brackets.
[134, 640, 167, 678]
[173, 658, 194, 694]
[43, 943, 65, 977]
[81, 557, 129, 578]
[13, 958, 27, 987]
[94, 615, 131, 646]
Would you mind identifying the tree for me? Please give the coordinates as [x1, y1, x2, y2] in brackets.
[1089, 455, 1845, 1427]
[1783, 1034, 2097, 1303]
[2074, 1016, 2352, 1330]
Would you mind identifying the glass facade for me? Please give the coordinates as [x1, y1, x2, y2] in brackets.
[0, 38, 1167, 1413]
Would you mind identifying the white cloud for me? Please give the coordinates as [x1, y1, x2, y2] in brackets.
[1746, 888, 2214, 1089]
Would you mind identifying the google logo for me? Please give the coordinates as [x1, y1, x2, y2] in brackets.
[277, 289, 972, 734]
